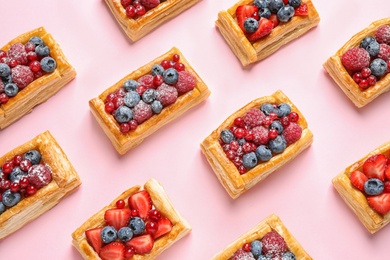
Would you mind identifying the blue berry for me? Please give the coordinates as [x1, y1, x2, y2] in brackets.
[260, 103, 275, 115]
[151, 100, 163, 114]
[370, 58, 388, 77]
[251, 240, 262, 257]
[151, 64, 164, 76]
[268, 0, 284, 13]
[9, 167, 27, 183]
[255, 145, 272, 161]
[101, 226, 117, 243]
[129, 217, 145, 235]
[142, 89, 157, 104]
[115, 106, 133, 123]
[4, 83, 18, 97]
[282, 252, 296, 260]
[163, 68, 178, 85]
[0, 63, 11, 77]
[258, 255, 272, 260]
[242, 152, 258, 169]
[270, 120, 284, 134]
[24, 150, 42, 165]
[123, 79, 138, 92]
[254, 0, 268, 8]
[118, 227, 133, 242]
[276, 103, 291, 117]
[28, 36, 44, 47]
[124, 91, 140, 108]
[35, 44, 50, 57]
[288, 0, 301, 8]
[366, 41, 380, 57]
[259, 8, 271, 18]
[220, 129, 234, 144]
[269, 135, 286, 153]
[277, 5, 295, 22]
[2, 190, 21, 207]
[244, 18, 259, 33]
[40, 57, 57, 72]
[360, 36, 376, 49]
[364, 178, 384, 195]
[0, 202, 5, 215]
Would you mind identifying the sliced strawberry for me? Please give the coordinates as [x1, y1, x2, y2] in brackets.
[294, 3, 308, 16]
[104, 208, 131, 231]
[367, 193, 390, 215]
[236, 5, 259, 32]
[128, 190, 152, 219]
[384, 182, 390, 193]
[85, 227, 103, 253]
[153, 217, 173, 239]
[385, 165, 390, 181]
[269, 14, 279, 28]
[99, 242, 125, 260]
[247, 17, 274, 42]
[363, 154, 387, 181]
[126, 234, 154, 254]
[350, 170, 368, 191]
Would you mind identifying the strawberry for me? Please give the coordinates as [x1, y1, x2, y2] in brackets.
[153, 217, 173, 239]
[85, 227, 103, 253]
[294, 3, 308, 16]
[236, 5, 259, 32]
[269, 14, 279, 28]
[367, 193, 390, 215]
[104, 208, 131, 230]
[385, 165, 390, 181]
[363, 154, 387, 181]
[384, 181, 390, 193]
[128, 190, 152, 219]
[350, 170, 368, 191]
[247, 17, 274, 42]
[99, 242, 125, 260]
[126, 234, 154, 254]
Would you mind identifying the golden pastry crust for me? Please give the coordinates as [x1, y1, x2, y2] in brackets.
[105, 0, 201, 42]
[216, 0, 320, 67]
[332, 141, 390, 234]
[0, 27, 76, 129]
[324, 18, 390, 108]
[0, 131, 81, 239]
[89, 46, 210, 155]
[72, 178, 191, 259]
[212, 214, 312, 259]
[200, 90, 313, 199]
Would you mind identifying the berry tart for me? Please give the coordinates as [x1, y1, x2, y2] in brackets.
[201, 90, 313, 199]
[0, 131, 81, 239]
[105, 0, 201, 41]
[324, 18, 390, 108]
[89, 47, 210, 155]
[212, 214, 312, 259]
[216, 0, 320, 66]
[0, 27, 76, 129]
[333, 141, 390, 233]
[72, 179, 191, 259]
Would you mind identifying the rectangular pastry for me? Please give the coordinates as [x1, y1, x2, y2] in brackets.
[332, 141, 390, 233]
[0, 131, 81, 239]
[72, 178, 191, 259]
[216, 0, 320, 66]
[89, 46, 210, 155]
[324, 18, 390, 108]
[0, 27, 76, 129]
[105, 0, 201, 42]
[201, 90, 313, 199]
[212, 214, 312, 259]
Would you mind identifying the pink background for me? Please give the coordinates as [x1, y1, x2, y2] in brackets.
[1, 0, 390, 259]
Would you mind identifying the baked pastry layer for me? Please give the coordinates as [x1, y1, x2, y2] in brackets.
[332, 141, 390, 234]
[0, 131, 81, 239]
[105, 0, 201, 42]
[0, 27, 76, 129]
[72, 178, 191, 259]
[323, 18, 390, 108]
[201, 90, 313, 199]
[212, 214, 312, 259]
[216, 0, 320, 67]
[89, 46, 210, 155]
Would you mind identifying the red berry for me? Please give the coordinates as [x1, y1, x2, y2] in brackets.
[238, 165, 247, 175]
[116, 199, 126, 209]
[133, 100, 153, 124]
[161, 60, 170, 69]
[234, 117, 245, 127]
[359, 79, 369, 89]
[252, 11, 259, 20]
[269, 112, 278, 120]
[8, 43, 28, 65]
[121, 0, 132, 8]
[280, 116, 290, 127]
[233, 128, 247, 139]
[268, 128, 278, 139]
[19, 159, 32, 172]
[10, 182, 20, 193]
[1, 180, 11, 190]
[375, 25, 390, 45]
[169, 60, 176, 68]
[172, 54, 180, 62]
[233, 156, 242, 167]
[153, 75, 164, 87]
[261, 231, 287, 258]
[13, 154, 23, 166]
[146, 221, 158, 235]
[148, 209, 161, 222]
[9, 59, 18, 68]
[126, 5, 136, 18]
[174, 62, 185, 72]
[352, 72, 362, 83]
[252, 126, 269, 145]
[105, 102, 115, 114]
[361, 67, 371, 78]
[156, 83, 178, 106]
[27, 164, 52, 188]
[282, 122, 302, 145]
[26, 185, 37, 196]
[384, 182, 390, 193]
[136, 85, 147, 95]
[244, 130, 254, 141]
[242, 243, 251, 252]
[288, 112, 299, 122]
[368, 75, 377, 86]
[2, 161, 14, 174]
[131, 209, 139, 217]
[19, 177, 29, 189]
[29, 60, 41, 73]
[116, 88, 127, 97]
[124, 247, 135, 258]
[378, 43, 390, 62]
[262, 116, 273, 127]
[106, 93, 116, 103]
[0, 93, 9, 104]
[135, 4, 146, 16]
[225, 150, 236, 160]
[128, 119, 138, 131]
[24, 42, 35, 52]
[133, 0, 141, 7]
[341, 48, 370, 72]
[120, 123, 131, 133]
[113, 96, 124, 109]
[0, 50, 6, 59]
[243, 108, 265, 128]
[242, 142, 256, 153]
[11, 65, 34, 89]
[27, 51, 37, 61]
[229, 140, 240, 151]
[175, 71, 195, 95]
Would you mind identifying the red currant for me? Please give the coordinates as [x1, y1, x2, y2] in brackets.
[136, 85, 147, 95]
[269, 112, 278, 120]
[280, 116, 290, 127]
[148, 209, 161, 222]
[288, 112, 299, 122]
[359, 79, 369, 89]
[242, 243, 251, 252]
[229, 141, 239, 151]
[105, 102, 115, 114]
[20, 159, 32, 172]
[9, 59, 18, 68]
[129, 120, 138, 131]
[29, 60, 41, 73]
[242, 142, 255, 153]
[132, 0, 141, 7]
[174, 62, 185, 72]
[10, 182, 20, 193]
[225, 150, 236, 160]
[361, 67, 371, 78]
[262, 116, 273, 127]
[113, 96, 124, 109]
[116, 88, 127, 97]
[26, 185, 37, 196]
[106, 93, 116, 103]
[124, 247, 135, 258]
[13, 154, 23, 166]
[238, 165, 247, 175]
[121, 0, 132, 8]
[169, 60, 176, 68]
[153, 75, 164, 87]
[233, 156, 242, 167]
[116, 199, 126, 209]
[0, 93, 9, 104]
[131, 209, 139, 217]
[135, 4, 146, 16]
[27, 51, 37, 61]
[2, 161, 14, 174]
[234, 117, 245, 127]
[268, 128, 278, 139]
[0, 50, 6, 59]
[352, 72, 362, 83]
[1, 180, 11, 190]
[120, 123, 131, 133]
[146, 221, 158, 235]
[20, 177, 29, 189]
[252, 11, 259, 20]
[233, 128, 247, 139]
[367, 75, 377, 86]
[245, 130, 254, 141]
[172, 54, 180, 62]
[125, 5, 136, 18]
[161, 60, 170, 69]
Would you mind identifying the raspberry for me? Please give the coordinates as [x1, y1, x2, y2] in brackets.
[231, 249, 255, 260]
[243, 108, 265, 128]
[341, 48, 370, 72]
[251, 126, 269, 145]
[11, 65, 34, 89]
[375, 25, 390, 45]
[27, 164, 52, 189]
[156, 83, 178, 106]
[282, 122, 302, 145]
[140, 0, 160, 10]
[132, 100, 152, 124]
[378, 44, 390, 62]
[261, 231, 287, 258]
[175, 71, 195, 95]
[137, 74, 154, 89]
[8, 43, 28, 65]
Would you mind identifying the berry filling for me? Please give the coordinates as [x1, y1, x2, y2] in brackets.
[122, 0, 167, 19]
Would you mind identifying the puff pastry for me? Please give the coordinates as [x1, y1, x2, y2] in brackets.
[105, 0, 201, 42]
[0, 131, 81, 239]
[89, 46, 210, 155]
[332, 141, 390, 234]
[0, 27, 76, 129]
[201, 90, 313, 199]
[72, 178, 191, 259]
[324, 18, 390, 108]
[212, 214, 312, 259]
[216, 0, 320, 67]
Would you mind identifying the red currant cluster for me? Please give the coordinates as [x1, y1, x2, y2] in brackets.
[121, 0, 162, 19]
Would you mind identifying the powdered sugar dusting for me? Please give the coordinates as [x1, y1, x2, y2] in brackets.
[156, 83, 178, 106]
[132, 100, 152, 124]
[341, 48, 370, 72]
[375, 25, 390, 45]
[11, 65, 34, 89]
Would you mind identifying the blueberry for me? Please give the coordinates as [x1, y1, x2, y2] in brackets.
[151, 64, 164, 76]
[251, 240, 262, 257]
[260, 103, 275, 115]
[220, 129, 234, 144]
[276, 103, 291, 117]
[118, 227, 133, 242]
[35, 44, 50, 57]
[28, 36, 44, 47]
[366, 40, 380, 57]
[124, 91, 140, 108]
[360, 36, 376, 49]
[259, 8, 271, 18]
[129, 217, 145, 235]
[24, 150, 42, 165]
[40, 57, 56, 72]
[242, 152, 258, 169]
[4, 83, 18, 97]
[288, 0, 301, 8]
[270, 120, 284, 134]
[370, 58, 388, 77]
[0, 63, 10, 77]
[268, 0, 284, 13]
[238, 138, 246, 146]
[364, 178, 384, 195]
[244, 18, 259, 33]
[277, 5, 295, 22]
[151, 100, 163, 114]
[9, 167, 27, 183]
[254, 0, 268, 8]
[162, 68, 178, 85]
[114, 106, 133, 123]
[101, 226, 117, 243]
[282, 252, 296, 260]
[142, 89, 157, 104]
[2, 190, 21, 207]
[255, 145, 272, 161]
[259, 255, 272, 260]
[0, 202, 5, 215]
[123, 79, 138, 92]
[269, 135, 286, 153]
